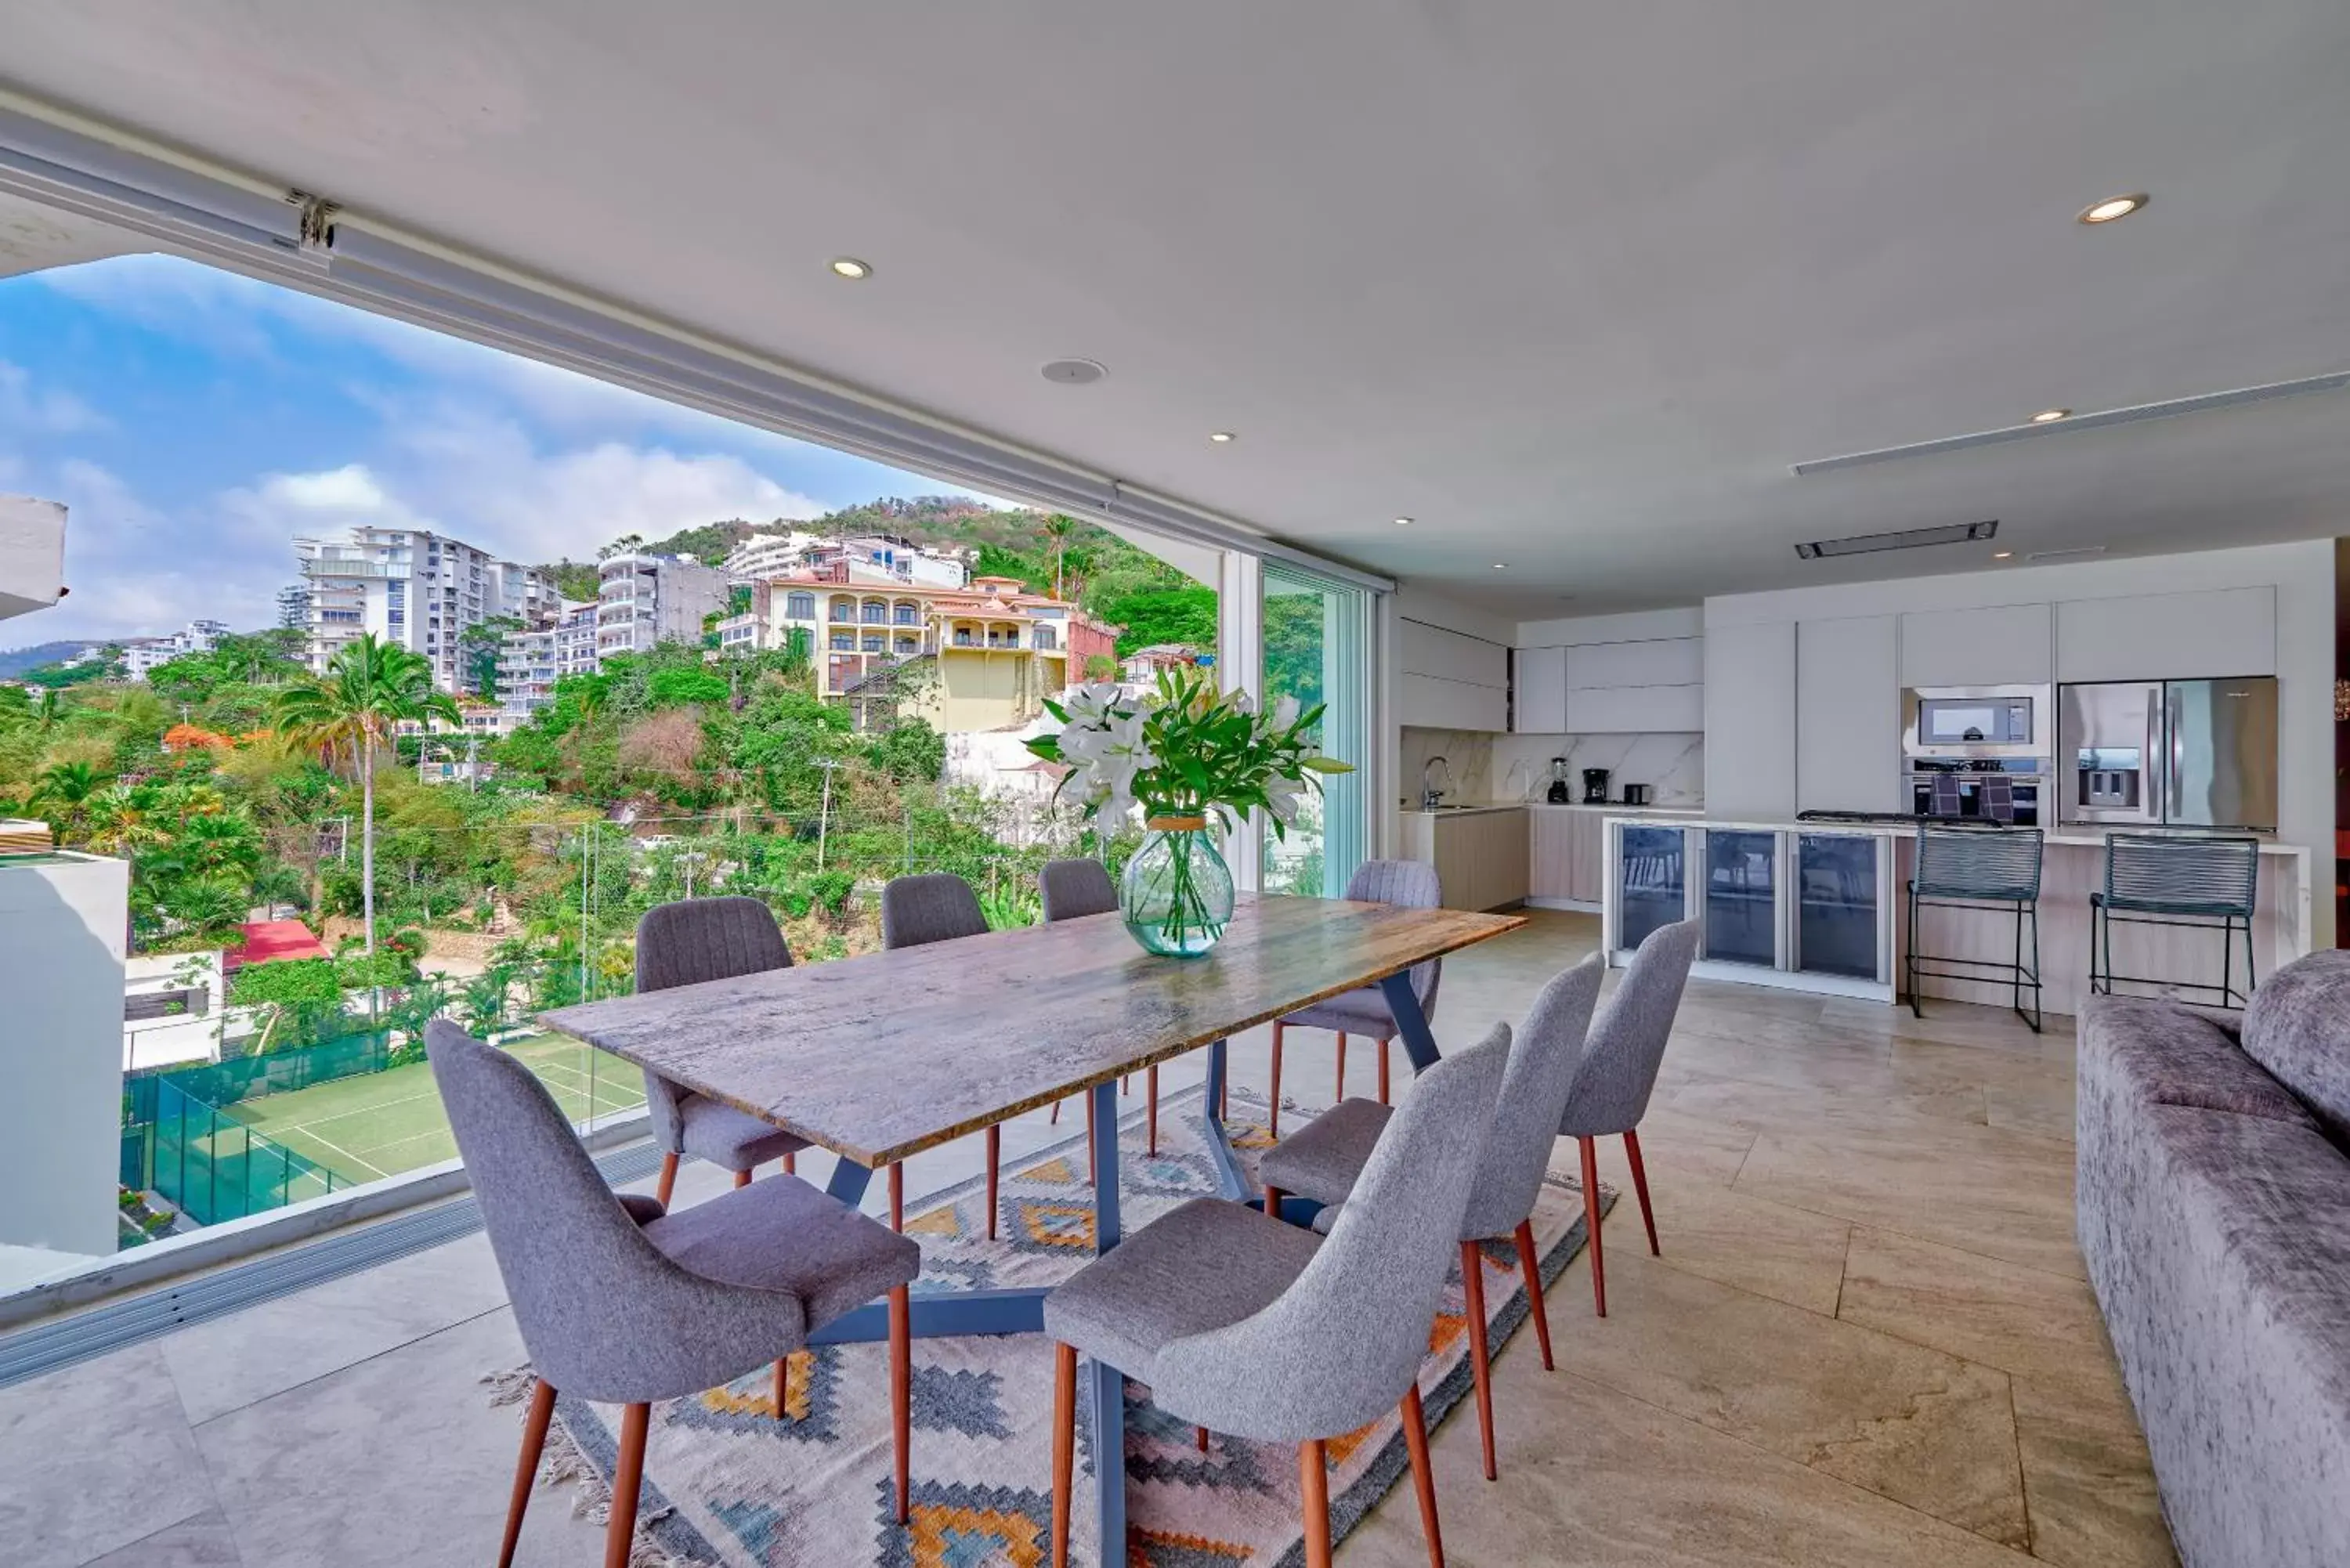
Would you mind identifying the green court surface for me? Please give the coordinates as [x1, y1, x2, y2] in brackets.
[221, 1033, 645, 1184]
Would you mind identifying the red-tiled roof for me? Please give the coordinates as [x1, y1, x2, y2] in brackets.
[225, 920, 331, 971]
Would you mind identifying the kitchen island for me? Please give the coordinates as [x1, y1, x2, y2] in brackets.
[1599, 815, 2311, 1014]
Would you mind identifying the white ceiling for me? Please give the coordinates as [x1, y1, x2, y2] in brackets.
[2, 1, 2348, 613]
[0, 188, 132, 279]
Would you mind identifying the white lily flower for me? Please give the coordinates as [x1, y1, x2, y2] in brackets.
[1061, 682, 1125, 727]
[1230, 689, 1256, 715]
[1264, 774, 1303, 826]
[1272, 694, 1300, 730]
[1095, 708, 1157, 775]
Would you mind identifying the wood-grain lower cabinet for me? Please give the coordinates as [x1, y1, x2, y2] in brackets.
[1401, 810, 1530, 912]
[1528, 810, 1608, 905]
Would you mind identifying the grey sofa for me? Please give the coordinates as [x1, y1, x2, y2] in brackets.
[2077, 950, 2350, 1567]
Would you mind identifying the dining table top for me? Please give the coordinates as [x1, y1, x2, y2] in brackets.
[540, 892, 1524, 1166]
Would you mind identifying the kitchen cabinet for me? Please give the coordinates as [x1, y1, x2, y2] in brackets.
[1512, 646, 1568, 733]
[1703, 622, 1797, 818]
[1528, 808, 1609, 905]
[1704, 830, 1779, 966]
[1564, 683, 1705, 733]
[2055, 587, 2276, 683]
[1795, 833, 1880, 980]
[1400, 673, 1506, 732]
[1567, 636, 1705, 689]
[1400, 808, 1529, 912]
[1617, 825, 1690, 952]
[1401, 620, 1509, 689]
[1898, 604, 2052, 686]
[1796, 615, 1899, 813]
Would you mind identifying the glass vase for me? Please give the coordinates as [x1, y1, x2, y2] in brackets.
[1120, 816, 1235, 957]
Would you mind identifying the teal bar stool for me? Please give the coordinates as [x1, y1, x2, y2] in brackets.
[2090, 833, 2261, 1009]
[1904, 826, 2045, 1032]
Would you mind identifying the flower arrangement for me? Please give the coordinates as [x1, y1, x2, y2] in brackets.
[1025, 667, 1351, 953]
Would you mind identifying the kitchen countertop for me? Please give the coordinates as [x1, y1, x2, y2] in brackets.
[1399, 801, 1704, 816]
[1591, 813, 2308, 856]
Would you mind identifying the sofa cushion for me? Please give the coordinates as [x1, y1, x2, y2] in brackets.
[2240, 949, 2350, 1143]
[2078, 995, 2316, 1127]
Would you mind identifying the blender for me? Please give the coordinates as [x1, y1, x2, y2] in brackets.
[1545, 757, 1573, 804]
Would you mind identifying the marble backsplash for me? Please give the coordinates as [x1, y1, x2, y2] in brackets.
[1400, 727, 1705, 806]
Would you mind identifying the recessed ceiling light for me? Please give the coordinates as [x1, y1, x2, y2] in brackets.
[1993, 551, 2013, 559]
[1208, 431, 1235, 443]
[2077, 194, 2147, 225]
[1039, 358, 1108, 385]
[1394, 516, 1413, 526]
[829, 257, 873, 280]
[2029, 408, 2071, 424]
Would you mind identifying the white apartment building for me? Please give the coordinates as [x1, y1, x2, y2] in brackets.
[495, 598, 598, 724]
[295, 526, 556, 692]
[554, 599, 601, 677]
[274, 582, 309, 628]
[595, 551, 729, 659]
[720, 530, 823, 583]
[118, 619, 230, 680]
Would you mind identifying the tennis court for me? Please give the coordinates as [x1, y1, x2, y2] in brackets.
[222, 1033, 645, 1184]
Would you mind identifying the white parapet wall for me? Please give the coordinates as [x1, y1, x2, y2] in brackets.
[0, 851, 129, 1261]
[0, 493, 68, 622]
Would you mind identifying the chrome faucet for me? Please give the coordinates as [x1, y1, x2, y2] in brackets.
[1419, 755, 1453, 811]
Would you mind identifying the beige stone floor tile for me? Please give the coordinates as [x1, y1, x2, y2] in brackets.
[1822, 995, 2076, 1056]
[1577, 1151, 1853, 1315]
[1347, 1363, 2033, 1567]
[194, 1308, 609, 1568]
[0, 1343, 218, 1568]
[81, 1509, 244, 1566]
[1733, 1115, 2086, 1281]
[2012, 1378, 2178, 1568]
[1531, 1249, 2029, 1547]
[1837, 1228, 2129, 1421]
[1594, 1104, 1759, 1188]
[1664, 1062, 1991, 1132]
[1984, 1072, 2078, 1143]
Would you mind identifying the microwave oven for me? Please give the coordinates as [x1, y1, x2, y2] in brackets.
[1901, 685, 2051, 761]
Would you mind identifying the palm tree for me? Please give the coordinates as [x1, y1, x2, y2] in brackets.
[29, 759, 103, 832]
[82, 784, 161, 857]
[273, 634, 459, 956]
[1041, 514, 1079, 599]
[33, 688, 63, 732]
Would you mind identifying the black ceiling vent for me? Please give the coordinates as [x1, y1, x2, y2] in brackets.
[1795, 519, 1996, 561]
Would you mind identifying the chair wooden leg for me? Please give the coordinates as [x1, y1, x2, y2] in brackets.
[1378, 1039, 1391, 1105]
[774, 1357, 790, 1421]
[1400, 1384, 1444, 1568]
[498, 1377, 556, 1568]
[1195, 1425, 1210, 1452]
[1264, 1186, 1285, 1223]
[1624, 1128, 1660, 1255]
[1513, 1219, 1555, 1371]
[889, 1163, 904, 1232]
[985, 1125, 1001, 1241]
[1270, 1021, 1285, 1136]
[734, 1168, 753, 1190]
[1579, 1136, 1607, 1317]
[605, 1401, 650, 1568]
[1300, 1439, 1334, 1568]
[1146, 1064, 1160, 1156]
[1335, 1031, 1348, 1101]
[654, 1151, 678, 1208]
[1050, 1342, 1077, 1568]
[1459, 1240, 1498, 1480]
[783, 1150, 795, 1176]
[889, 1284, 912, 1523]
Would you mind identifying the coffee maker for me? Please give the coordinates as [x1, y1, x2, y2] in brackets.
[1546, 757, 1572, 804]
[1582, 768, 1611, 804]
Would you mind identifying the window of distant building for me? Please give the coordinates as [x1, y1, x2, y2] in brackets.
[861, 633, 885, 653]
[861, 599, 888, 625]
[893, 602, 919, 626]
[786, 591, 815, 620]
[830, 599, 854, 622]
[1033, 626, 1057, 650]
[895, 635, 918, 655]
[830, 631, 855, 651]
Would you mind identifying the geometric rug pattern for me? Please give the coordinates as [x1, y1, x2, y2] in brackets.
[502, 1081, 1613, 1566]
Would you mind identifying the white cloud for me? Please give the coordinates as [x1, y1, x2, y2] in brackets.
[0, 360, 107, 435]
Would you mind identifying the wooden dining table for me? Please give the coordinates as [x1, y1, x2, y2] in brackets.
[542, 890, 1524, 1555]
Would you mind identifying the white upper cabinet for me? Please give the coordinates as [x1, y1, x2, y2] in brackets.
[1512, 646, 1568, 732]
[1400, 620, 1508, 689]
[2055, 587, 2276, 683]
[1899, 604, 2052, 687]
[1565, 636, 1705, 689]
[1399, 673, 1507, 732]
[1797, 616, 1900, 812]
[1565, 683, 1704, 732]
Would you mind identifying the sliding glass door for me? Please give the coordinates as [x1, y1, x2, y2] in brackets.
[1260, 562, 1372, 897]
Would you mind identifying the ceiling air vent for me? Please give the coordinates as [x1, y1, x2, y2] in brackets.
[1795, 520, 1996, 561]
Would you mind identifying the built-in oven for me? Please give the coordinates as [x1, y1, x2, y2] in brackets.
[1901, 685, 2052, 761]
[1905, 758, 2045, 826]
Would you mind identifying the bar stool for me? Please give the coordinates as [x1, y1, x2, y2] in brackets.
[1904, 826, 2044, 1032]
[2089, 833, 2261, 1009]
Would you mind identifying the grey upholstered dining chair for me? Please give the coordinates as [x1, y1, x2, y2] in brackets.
[634, 897, 810, 1208]
[1043, 1021, 1513, 1568]
[1560, 917, 1701, 1317]
[426, 1021, 920, 1568]
[1267, 858, 1444, 1133]
[1257, 953, 1606, 1479]
[1039, 856, 1161, 1156]
[880, 872, 999, 1235]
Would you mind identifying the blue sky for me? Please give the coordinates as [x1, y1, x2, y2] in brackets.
[0, 253, 967, 643]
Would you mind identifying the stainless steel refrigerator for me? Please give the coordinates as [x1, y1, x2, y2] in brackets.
[2057, 677, 2279, 831]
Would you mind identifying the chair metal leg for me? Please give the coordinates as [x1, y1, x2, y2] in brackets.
[985, 1125, 1000, 1241]
[888, 1163, 903, 1232]
[605, 1401, 649, 1568]
[1459, 1240, 1498, 1480]
[1049, 1097, 1061, 1124]
[654, 1151, 678, 1209]
[1335, 1031, 1348, 1101]
[1512, 1220, 1554, 1371]
[1269, 1021, 1285, 1136]
[1300, 1439, 1334, 1568]
[1623, 1129, 1660, 1255]
[1146, 1064, 1159, 1156]
[1050, 1342, 1076, 1568]
[1906, 881, 1924, 1019]
[498, 1377, 556, 1568]
[1378, 1039, 1391, 1105]
[889, 1284, 912, 1523]
[1399, 1384, 1445, 1568]
[1084, 1093, 1097, 1183]
[1579, 1136, 1607, 1318]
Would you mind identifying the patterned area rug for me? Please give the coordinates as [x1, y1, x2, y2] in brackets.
[491, 1082, 1613, 1566]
